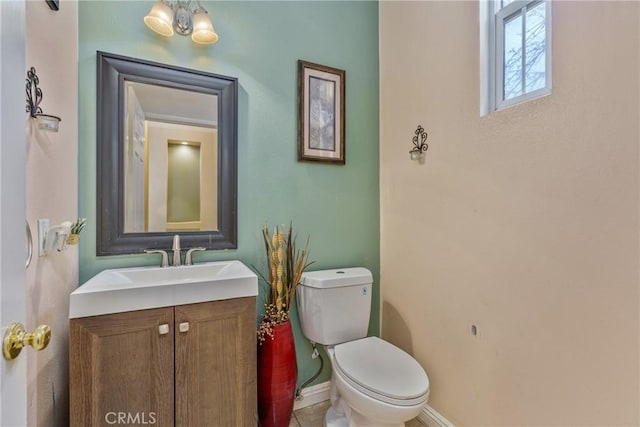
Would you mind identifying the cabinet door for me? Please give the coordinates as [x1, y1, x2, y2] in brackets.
[175, 297, 257, 426]
[70, 307, 174, 427]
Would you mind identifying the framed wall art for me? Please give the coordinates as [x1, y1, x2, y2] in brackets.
[297, 60, 345, 164]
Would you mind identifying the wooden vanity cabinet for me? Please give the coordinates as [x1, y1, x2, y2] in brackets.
[70, 297, 257, 427]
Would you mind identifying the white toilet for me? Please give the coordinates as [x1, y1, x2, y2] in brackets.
[297, 267, 429, 427]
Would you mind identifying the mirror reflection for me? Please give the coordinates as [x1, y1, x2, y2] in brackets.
[123, 82, 218, 233]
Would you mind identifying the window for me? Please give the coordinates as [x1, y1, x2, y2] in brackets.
[484, 0, 551, 112]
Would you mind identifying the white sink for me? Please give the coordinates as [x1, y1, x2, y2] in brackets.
[69, 260, 258, 319]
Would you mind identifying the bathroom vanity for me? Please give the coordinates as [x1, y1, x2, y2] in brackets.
[69, 261, 258, 426]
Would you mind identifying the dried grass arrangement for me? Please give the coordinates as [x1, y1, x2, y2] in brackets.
[257, 223, 313, 345]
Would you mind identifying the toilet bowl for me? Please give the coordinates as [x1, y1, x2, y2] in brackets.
[326, 337, 429, 427]
[296, 268, 430, 427]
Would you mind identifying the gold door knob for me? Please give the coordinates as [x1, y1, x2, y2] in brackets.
[3, 323, 51, 360]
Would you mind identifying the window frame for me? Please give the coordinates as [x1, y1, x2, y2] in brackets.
[488, 0, 552, 112]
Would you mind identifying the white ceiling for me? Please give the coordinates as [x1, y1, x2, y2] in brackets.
[127, 81, 218, 128]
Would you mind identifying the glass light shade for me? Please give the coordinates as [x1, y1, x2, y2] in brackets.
[410, 149, 424, 161]
[144, 0, 174, 37]
[191, 8, 219, 44]
[34, 114, 61, 132]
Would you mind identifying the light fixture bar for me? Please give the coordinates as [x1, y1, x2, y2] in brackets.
[144, 0, 219, 45]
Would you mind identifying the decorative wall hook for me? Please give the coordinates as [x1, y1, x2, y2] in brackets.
[410, 125, 428, 160]
[26, 67, 61, 132]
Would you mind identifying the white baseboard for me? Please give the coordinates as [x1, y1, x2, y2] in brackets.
[293, 381, 331, 411]
[292, 381, 454, 427]
[417, 404, 454, 427]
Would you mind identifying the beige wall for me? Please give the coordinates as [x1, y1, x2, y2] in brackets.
[25, 1, 78, 426]
[147, 122, 218, 232]
[380, 1, 639, 425]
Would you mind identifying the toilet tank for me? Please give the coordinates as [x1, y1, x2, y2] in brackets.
[296, 267, 373, 346]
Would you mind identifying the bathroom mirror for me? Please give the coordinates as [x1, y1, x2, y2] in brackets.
[97, 51, 237, 255]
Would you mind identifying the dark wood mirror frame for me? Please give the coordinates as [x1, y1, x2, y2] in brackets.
[96, 51, 237, 255]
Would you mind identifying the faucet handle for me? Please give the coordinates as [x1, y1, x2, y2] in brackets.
[144, 249, 169, 268]
[184, 247, 206, 266]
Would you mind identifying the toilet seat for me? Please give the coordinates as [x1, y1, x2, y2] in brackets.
[333, 337, 429, 407]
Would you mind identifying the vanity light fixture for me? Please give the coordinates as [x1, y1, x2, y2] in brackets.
[144, 0, 219, 45]
[409, 125, 429, 160]
[25, 67, 62, 132]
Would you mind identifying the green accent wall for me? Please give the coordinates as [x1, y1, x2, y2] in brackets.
[79, 0, 379, 388]
[167, 143, 201, 223]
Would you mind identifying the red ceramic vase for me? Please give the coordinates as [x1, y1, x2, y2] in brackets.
[257, 320, 298, 427]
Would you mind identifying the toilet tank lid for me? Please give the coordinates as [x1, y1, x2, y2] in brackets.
[300, 267, 373, 288]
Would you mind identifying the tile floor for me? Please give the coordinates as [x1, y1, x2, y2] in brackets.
[290, 400, 426, 427]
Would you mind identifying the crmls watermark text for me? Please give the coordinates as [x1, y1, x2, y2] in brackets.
[104, 412, 157, 425]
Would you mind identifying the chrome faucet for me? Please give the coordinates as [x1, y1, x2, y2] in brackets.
[172, 235, 182, 267]
[146, 235, 203, 268]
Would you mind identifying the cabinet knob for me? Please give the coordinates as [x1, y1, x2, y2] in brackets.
[179, 322, 189, 333]
[3, 323, 51, 360]
[158, 324, 170, 335]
